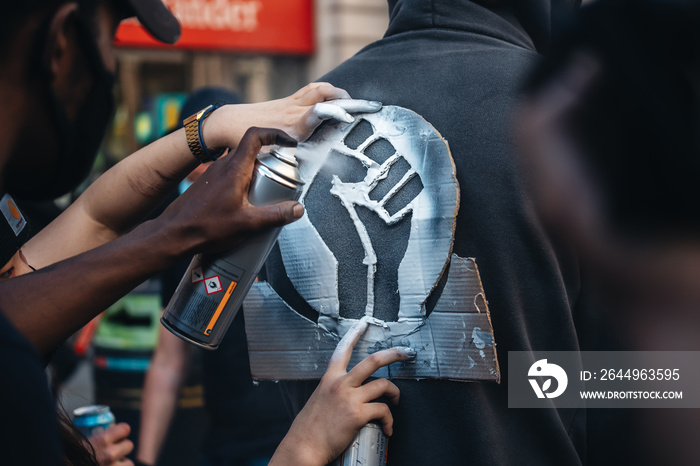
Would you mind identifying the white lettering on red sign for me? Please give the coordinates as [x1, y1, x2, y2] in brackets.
[122, 0, 261, 32]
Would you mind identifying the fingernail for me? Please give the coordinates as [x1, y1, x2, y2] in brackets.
[343, 113, 355, 123]
[369, 101, 382, 107]
[292, 203, 304, 219]
[397, 346, 417, 359]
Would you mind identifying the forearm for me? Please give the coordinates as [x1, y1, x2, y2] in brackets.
[270, 432, 327, 466]
[0, 218, 192, 354]
[24, 105, 264, 267]
[3, 92, 370, 353]
[2, 127, 304, 355]
[137, 369, 181, 465]
[24, 129, 198, 268]
[22, 85, 378, 268]
[79, 127, 197, 234]
[78, 102, 292, 236]
[137, 329, 190, 465]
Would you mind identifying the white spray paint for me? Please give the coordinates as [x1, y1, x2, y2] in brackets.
[328, 130, 418, 317]
[472, 327, 487, 349]
[330, 315, 371, 363]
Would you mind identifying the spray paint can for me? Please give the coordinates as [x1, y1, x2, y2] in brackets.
[161, 147, 305, 349]
[72, 405, 116, 438]
[333, 423, 388, 466]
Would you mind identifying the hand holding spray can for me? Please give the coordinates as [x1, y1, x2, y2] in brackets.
[161, 146, 305, 349]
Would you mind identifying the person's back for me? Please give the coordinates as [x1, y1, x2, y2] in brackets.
[264, 1, 584, 464]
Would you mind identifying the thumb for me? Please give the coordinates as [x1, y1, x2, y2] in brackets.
[247, 201, 304, 230]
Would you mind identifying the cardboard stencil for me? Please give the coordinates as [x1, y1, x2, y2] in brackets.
[244, 106, 500, 382]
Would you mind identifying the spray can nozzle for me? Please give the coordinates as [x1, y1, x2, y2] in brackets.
[270, 146, 299, 166]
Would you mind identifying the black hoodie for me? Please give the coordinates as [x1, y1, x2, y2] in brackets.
[265, 1, 584, 464]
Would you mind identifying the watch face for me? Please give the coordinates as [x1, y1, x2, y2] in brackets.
[196, 105, 214, 121]
[183, 105, 210, 126]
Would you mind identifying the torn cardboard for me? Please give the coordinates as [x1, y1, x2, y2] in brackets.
[243, 106, 500, 382]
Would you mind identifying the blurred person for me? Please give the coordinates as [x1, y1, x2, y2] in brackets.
[518, 0, 700, 464]
[0, 0, 396, 464]
[0, 194, 136, 466]
[138, 87, 293, 466]
[519, 0, 700, 353]
[262, 0, 586, 465]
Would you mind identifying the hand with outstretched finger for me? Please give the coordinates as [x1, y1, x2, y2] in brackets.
[270, 316, 415, 466]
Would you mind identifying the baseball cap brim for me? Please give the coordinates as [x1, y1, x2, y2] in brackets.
[122, 0, 181, 44]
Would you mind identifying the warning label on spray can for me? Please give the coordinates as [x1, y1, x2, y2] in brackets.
[166, 256, 245, 339]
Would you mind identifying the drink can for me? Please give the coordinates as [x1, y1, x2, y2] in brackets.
[161, 147, 305, 349]
[334, 423, 388, 466]
[72, 405, 115, 438]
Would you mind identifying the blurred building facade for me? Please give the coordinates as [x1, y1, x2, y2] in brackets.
[107, 0, 389, 158]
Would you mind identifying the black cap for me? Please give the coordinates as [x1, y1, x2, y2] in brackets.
[121, 0, 181, 44]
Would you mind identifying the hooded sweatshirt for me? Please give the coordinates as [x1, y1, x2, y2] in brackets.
[264, 1, 585, 464]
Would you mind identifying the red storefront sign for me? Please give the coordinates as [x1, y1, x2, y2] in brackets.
[115, 0, 314, 54]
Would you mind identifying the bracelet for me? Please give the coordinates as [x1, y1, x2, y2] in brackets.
[183, 104, 226, 163]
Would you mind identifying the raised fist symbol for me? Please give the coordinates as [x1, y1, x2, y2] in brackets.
[278, 106, 458, 327]
[247, 107, 499, 383]
[304, 119, 424, 322]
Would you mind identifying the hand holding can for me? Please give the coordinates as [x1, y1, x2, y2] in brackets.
[87, 422, 134, 466]
[270, 317, 416, 466]
[162, 142, 305, 349]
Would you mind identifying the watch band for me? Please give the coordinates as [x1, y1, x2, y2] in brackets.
[183, 104, 224, 163]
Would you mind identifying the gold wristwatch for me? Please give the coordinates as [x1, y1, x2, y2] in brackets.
[183, 104, 223, 163]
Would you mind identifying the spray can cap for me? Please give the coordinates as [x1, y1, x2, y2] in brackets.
[270, 146, 298, 167]
[257, 146, 305, 187]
